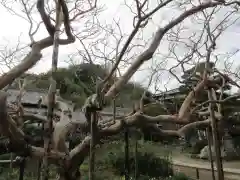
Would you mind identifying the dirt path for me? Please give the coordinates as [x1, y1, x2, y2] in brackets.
[171, 153, 240, 180]
[172, 153, 240, 171]
[152, 145, 240, 170]
[151, 145, 240, 179]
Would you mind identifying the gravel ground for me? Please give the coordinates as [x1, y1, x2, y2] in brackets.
[172, 153, 240, 180]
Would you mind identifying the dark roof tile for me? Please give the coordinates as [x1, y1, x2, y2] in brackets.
[7, 89, 46, 105]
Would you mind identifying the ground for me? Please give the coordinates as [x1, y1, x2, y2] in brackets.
[80, 141, 240, 179]
[1, 141, 240, 180]
[157, 145, 240, 180]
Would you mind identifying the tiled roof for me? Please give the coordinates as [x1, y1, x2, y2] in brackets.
[6, 89, 47, 105]
[6, 89, 129, 122]
[154, 88, 180, 97]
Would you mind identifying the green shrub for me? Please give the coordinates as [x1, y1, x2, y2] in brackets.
[101, 146, 173, 178]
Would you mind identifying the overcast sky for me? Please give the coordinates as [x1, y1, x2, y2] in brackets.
[1, 0, 240, 93]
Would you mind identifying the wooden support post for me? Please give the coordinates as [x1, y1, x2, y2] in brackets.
[206, 127, 216, 180]
[89, 112, 97, 180]
[208, 90, 224, 180]
[37, 122, 44, 180]
[196, 168, 199, 179]
[42, 0, 61, 179]
[125, 127, 130, 180]
[10, 153, 13, 169]
[134, 136, 139, 180]
[113, 98, 116, 122]
[19, 157, 26, 180]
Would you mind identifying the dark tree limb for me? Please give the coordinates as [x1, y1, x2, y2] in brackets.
[37, 0, 55, 37]
[59, 0, 75, 40]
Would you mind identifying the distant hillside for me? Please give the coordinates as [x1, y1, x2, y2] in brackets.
[9, 63, 147, 108]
